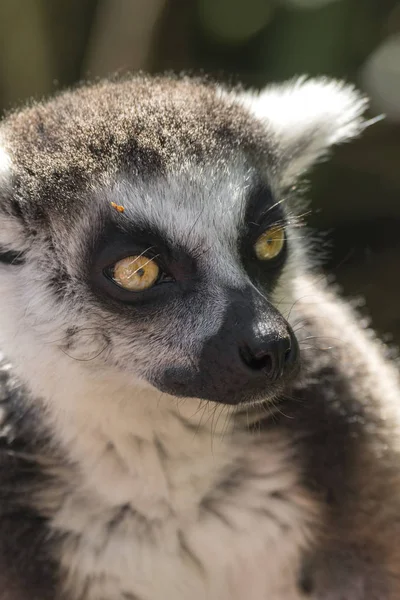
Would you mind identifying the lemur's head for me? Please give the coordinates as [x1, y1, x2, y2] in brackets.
[0, 76, 366, 405]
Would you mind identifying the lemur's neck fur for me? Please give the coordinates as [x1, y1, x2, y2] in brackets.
[53, 374, 235, 512]
[14, 350, 313, 600]
[17, 351, 236, 513]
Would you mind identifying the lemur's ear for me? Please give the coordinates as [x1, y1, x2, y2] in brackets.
[0, 141, 11, 188]
[0, 140, 27, 253]
[240, 77, 369, 186]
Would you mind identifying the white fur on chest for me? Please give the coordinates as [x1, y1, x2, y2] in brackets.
[46, 386, 316, 600]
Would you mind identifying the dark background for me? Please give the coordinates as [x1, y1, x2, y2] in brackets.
[1, 0, 399, 344]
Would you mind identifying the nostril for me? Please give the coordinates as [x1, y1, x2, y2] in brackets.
[239, 332, 298, 380]
[240, 346, 274, 374]
[239, 345, 274, 376]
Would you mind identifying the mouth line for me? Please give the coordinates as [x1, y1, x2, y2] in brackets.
[148, 373, 297, 406]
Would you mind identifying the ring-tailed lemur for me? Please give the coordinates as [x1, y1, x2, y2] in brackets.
[0, 75, 399, 600]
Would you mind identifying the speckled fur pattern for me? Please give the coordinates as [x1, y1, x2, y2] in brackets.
[0, 74, 399, 599]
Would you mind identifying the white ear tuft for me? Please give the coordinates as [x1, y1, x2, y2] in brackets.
[0, 141, 11, 184]
[0, 139, 28, 251]
[240, 77, 369, 185]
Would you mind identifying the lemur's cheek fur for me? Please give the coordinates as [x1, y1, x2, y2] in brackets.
[0, 75, 398, 600]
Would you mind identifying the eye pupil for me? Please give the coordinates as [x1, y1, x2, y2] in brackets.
[254, 225, 285, 261]
[111, 255, 160, 291]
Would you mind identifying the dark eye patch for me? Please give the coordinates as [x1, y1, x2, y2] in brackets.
[0, 248, 25, 265]
[238, 179, 288, 291]
[89, 221, 198, 307]
[243, 180, 285, 239]
[244, 181, 274, 225]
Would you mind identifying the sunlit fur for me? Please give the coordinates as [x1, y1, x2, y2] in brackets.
[0, 75, 399, 600]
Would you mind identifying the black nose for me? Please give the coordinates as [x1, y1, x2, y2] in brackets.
[239, 331, 298, 381]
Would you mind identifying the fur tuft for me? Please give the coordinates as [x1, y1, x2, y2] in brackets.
[239, 77, 369, 184]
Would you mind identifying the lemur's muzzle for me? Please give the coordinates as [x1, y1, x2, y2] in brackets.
[157, 287, 299, 404]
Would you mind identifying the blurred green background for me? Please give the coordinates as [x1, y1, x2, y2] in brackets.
[1, 0, 399, 344]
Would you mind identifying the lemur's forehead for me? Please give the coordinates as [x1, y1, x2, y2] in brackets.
[100, 161, 262, 251]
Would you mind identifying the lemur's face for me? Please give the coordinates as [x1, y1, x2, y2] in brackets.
[0, 77, 366, 405]
[86, 165, 299, 405]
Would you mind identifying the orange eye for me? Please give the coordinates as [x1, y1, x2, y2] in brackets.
[254, 225, 285, 261]
[112, 255, 160, 291]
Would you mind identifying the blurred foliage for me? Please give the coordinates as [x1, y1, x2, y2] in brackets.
[0, 0, 399, 343]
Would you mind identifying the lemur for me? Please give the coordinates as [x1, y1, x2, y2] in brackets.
[0, 74, 399, 600]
